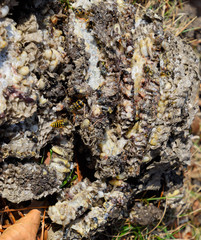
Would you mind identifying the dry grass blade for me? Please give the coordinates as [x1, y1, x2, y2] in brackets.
[175, 16, 197, 36]
[181, 207, 201, 218]
[189, 39, 201, 46]
[0, 206, 48, 213]
[145, 197, 167, 236]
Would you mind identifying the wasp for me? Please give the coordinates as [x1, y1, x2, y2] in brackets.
[50, 119, 69, 128]
[74, 6, 85, 17]
[144, 65, 154, 77]
[69, 99, 84, 112]
[74, 6, 91, 26]
[98, 61, 108, 77]
[160, 69, 172, 77]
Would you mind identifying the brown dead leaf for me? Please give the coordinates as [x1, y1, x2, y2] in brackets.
[0, 209, 40, 240]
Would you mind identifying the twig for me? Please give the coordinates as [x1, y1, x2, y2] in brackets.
[158, 185, 164, 208]
[17, 211, 24, 218]
[76, 162, 82, 182]
[5, 206, 16, 224]
[40, 210, 46, 240]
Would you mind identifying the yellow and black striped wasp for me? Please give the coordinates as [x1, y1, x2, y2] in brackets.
[69, 99, 85, 112]
[74, 6, 85, 18]
[50, 119, 69, 128]
[69, 99, 85, 123]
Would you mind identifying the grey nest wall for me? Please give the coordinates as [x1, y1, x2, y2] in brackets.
[0, 0, 199, 239]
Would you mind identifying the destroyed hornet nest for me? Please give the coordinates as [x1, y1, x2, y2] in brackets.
[0, 0, 199, 239]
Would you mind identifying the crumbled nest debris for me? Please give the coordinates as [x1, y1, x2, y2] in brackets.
[0, 0, 199, 239]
